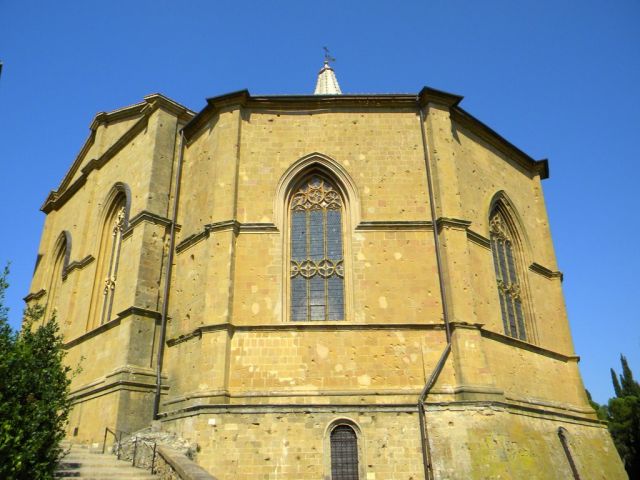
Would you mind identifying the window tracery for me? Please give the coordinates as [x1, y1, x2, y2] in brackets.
[90, 197, 126, 328]
[290, 176, 345, 321]
[490, 211, 527, 341]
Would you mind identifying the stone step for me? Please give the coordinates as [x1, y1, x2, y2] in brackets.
[56, 444, 158, 479]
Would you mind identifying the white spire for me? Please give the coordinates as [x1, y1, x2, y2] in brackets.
[314, 58, 342, 95]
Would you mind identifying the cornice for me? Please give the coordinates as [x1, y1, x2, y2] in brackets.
[418, 86, 464, 108]
[42, 94, 193, 214]
[529, 262, 563, 281]
[449, 107, 549, 180]
[181, 87, 547, 181]
[183, 89, 250, 140]
[42, 113, 151, 213]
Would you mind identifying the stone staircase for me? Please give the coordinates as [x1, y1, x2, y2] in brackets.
[55, 443, 157, 479]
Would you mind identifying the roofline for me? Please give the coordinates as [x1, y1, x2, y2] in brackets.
[182, 88, 548, 179]
[42, 94, 195, 213]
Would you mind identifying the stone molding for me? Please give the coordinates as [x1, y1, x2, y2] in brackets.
[69, 364, 167, 403]
[127, 210, 173, 230]
[158, 400, 603, 427]
[435, 217, 471, 231]
[480, 328, 579, 362]
[355, 220, 432, 231]
[529, 262, 563, 281]
[23, 288, 46, 303]
[466, 229, 491, 248]
[166, 322, 446, 347]
[63, 306, 160, 349]
[64, 254, 94, 276]
[175, 221, 278, 254]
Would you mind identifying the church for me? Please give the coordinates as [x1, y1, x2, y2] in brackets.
[26, 59, 626, 479]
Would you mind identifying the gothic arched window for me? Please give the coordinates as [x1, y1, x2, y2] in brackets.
[490, 208, 527, 341]
[45, 232, 70, 322]
[289, 175, 345, 321]
[330, 425, 359, 480]
[90, 193, 127, 328]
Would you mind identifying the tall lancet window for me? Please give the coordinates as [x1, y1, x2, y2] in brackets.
[290, 175, 345, 321]
[490, 210, 527, 341]
[45, 233, 69, 322]
[91, 195, 127, 327]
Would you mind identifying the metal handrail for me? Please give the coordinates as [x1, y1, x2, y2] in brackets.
[103, 427, 158, 474]
[131, 436, 158, 474]
[101, 427, 130, 458]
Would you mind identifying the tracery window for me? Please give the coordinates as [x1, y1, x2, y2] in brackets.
[290, 175, 345, 321]
[490, 210, 527, 341]
[330, 425, 359, 480]
[91, 195, 126, 327]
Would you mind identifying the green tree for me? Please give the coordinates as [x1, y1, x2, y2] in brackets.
[0, 266, 72, 479]
[586, 389, 608, 421]
[608, 355, 640, 478]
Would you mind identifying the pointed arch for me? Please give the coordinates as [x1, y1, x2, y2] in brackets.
[45, 231, 72, 322]
[87, 183, 130, 329]
[488, 191, 536, 342]
[487, 190, 532, 261]
[275, 152, 360, 230]
[277, 154, 357, 322]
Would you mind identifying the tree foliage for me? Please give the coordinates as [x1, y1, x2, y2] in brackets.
[608, 355, 640, 478]
[0, 267, 72, 479]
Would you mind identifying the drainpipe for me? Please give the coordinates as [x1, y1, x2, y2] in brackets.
[417, 100, 453, 480]
[153, 130, 185, 419]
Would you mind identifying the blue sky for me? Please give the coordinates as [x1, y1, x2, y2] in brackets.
[1, 0, 638, 404]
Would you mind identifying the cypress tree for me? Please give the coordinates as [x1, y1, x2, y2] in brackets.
[608, 355, 640, 478]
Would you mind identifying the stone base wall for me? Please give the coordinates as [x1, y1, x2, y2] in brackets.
[163, 409, 424, 480]
[66, 386, 156, 446]
[159, 405, 626, 480]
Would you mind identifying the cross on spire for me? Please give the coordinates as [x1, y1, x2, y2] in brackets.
[314, 47, 342, 95]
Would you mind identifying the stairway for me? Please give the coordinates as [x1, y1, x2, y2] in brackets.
[56, 443, 157, 479]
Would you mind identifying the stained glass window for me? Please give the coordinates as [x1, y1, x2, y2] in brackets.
[490, 211, 527, 341]
[290, 176, 345, 321]
[330, 425, 359, 480]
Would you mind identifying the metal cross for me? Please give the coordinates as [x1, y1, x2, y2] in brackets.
[323, 46, 336, 65]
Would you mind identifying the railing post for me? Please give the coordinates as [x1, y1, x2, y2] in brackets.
[132, 436, 138, 466]
[102, 428, 107, 454]
[151, 442, 157, 474]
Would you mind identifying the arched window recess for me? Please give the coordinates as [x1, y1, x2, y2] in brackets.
[44, 231, 71, 322]
[324, 419, 363, 480]
[277, 154, 358, 323]
[88, 184, 131, 329]
[488, 194, 534, 342]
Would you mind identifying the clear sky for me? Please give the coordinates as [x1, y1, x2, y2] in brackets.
[1, 0, 638, 404]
